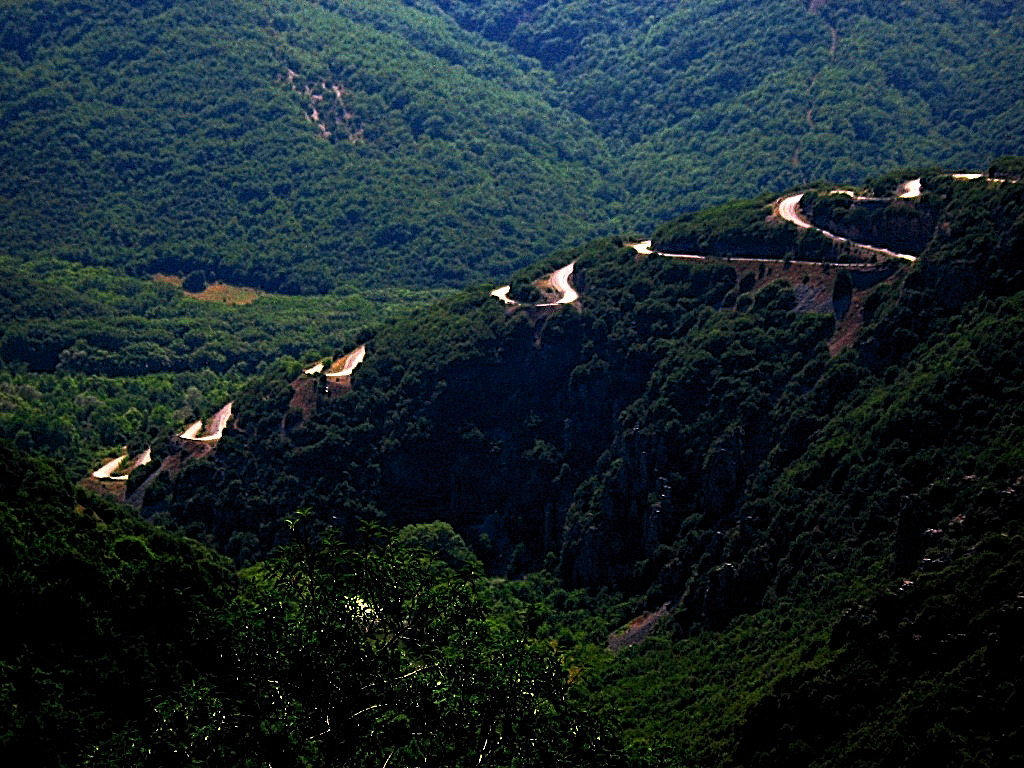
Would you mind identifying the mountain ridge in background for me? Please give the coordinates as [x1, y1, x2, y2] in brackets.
[3, 0, 1022, 291]
[2, 0, 1024, 764]
[6, 166, 1022, 766]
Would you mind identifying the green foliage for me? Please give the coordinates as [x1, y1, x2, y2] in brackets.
[802, 189, 942, 255]
[182, 270, 207, 293]
[988, 154, 1024, 180]
[651, 194, 841, 262]
[148, 227, 836, 597]
[0, 254, 445, 474]
[0, 256, 441, 376]
[0, 368, 240, 476]
[733, 526, 1024, 768]
[396, 520, 483, 574]
[0, 0, 620, 293]
[0, 450, 636, 766]
[189, 517, 634, 767]
[2, 0, 1021, 295]
[863, 166, 947, 197]
[434, 0, 1024, 224]
[141, 172, 1024, 764]
[0, 440, 235, 767]
[0, 0, 1021, 761]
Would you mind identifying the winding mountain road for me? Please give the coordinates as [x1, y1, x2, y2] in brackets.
[303, 345, 367, 379]
[778, 174, 1010, 259]
[490, 285, 516, 305]
[507, 187, 942, 309]
[492, 262, 579, 308]
[628, 240, 704, 260]
[179, 402, 233, 442]
[91, 452, 129, 480]
[775, 192, 917, 262]
[897, 178, 922, 198]
[777, 193, 814, 230]
[538, 262, 578, 306]
[325, 344, 366, 378]
[91, 447, 152, 481]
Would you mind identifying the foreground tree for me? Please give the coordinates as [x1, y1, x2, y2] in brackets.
[106, 512, 636, 767]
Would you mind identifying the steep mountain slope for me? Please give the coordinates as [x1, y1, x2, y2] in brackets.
[4, 0, 1024, 756]
[0, 442, 632, 767]
[0, 0, 620, 292]
[730, 308, 1024, 767]
[0, 441, 236, 765]
[3, 0, 1022, 293]
[144, 172, 1019, 575]
[141, 170, 1024, 762]
[432, 0, 1024, 223]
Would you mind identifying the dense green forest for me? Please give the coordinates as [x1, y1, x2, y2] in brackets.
[1, 445, 636, 766]
[111, 172, 1021, 763]
[0, 0, 619, 293]
[433, 0, 1024, 222]
[0, 257, 444, 476]
[5, 164, 1024, 763]
[3, 0, 1024, 763]
[2, 0, 1022, 294]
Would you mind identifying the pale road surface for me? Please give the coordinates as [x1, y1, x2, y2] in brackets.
[325, 344, 366, 378]
[538, 262, 578, 306]
[627, 240, 704, 260]
[626, 240, 863, 267]
[179, 401, 233, 442]
[490, 285, 516, 304]
[897, 178, 922, 198]
[91, 447, 152, 481]
[491, 262, 579, 307]
[303, 361, 325, 375]
[505, 175, 1017, 305]
[92, 453, 129, 480]
[775, 193, 917, 262]
[951, 173, 1017, 184]
[777, 193, 813, 229]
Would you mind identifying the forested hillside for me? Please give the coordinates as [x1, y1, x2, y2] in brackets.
[4, 167, 1024, 763]
[0, 257, 444, 477]
[127, 171, 1024, 763]
[3, 0, 1022, 292]
[1, 443, 632, 766]
[3, 0, 1024, 762]
[0, 0, 619, 292]
[396, 0, 1024, 224]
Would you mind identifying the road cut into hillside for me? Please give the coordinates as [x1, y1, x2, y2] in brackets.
[490, 285, 516, 304]
[626, 240, 704, 259]
[91, 447, 153, 481]
[91, 452, 129, 480]
[491, 262, 580, 307]
[325, 344, 366, 378]
[179, 402, 233, 442]
[775, 193, 917, 262]
[537, 262, 578, 306]
[897, 177, 922, 198]
[628, 238, 888, 267]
